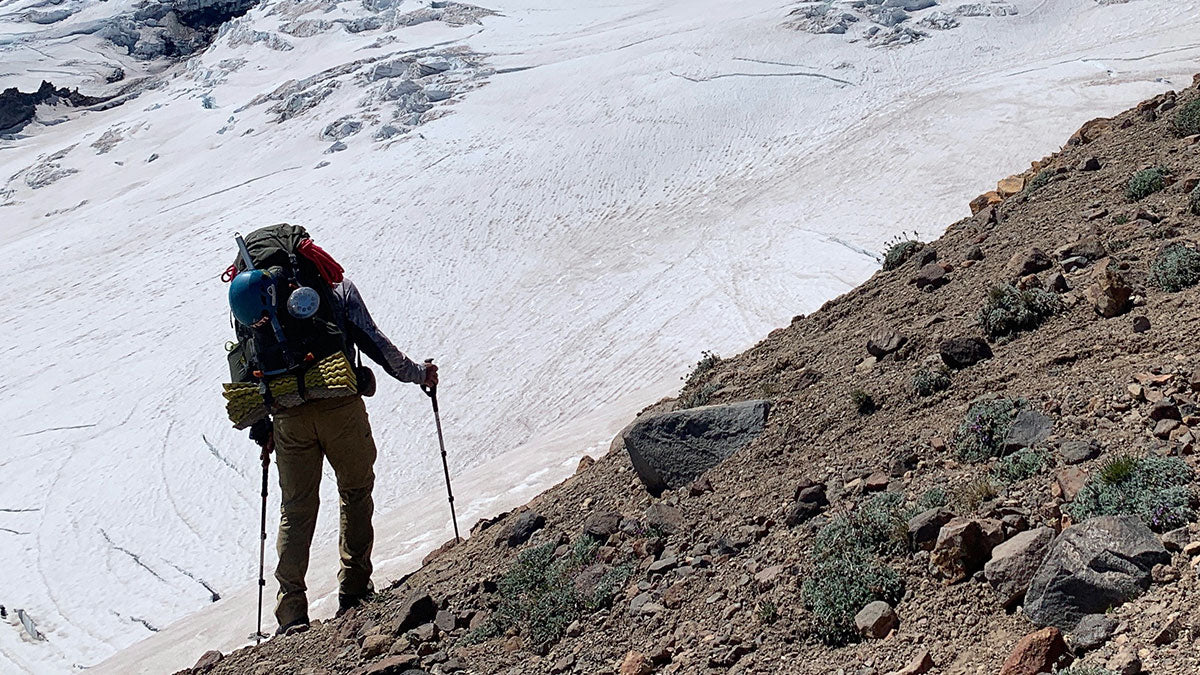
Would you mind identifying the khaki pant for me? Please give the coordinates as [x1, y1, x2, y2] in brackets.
[272, 395, 377, 627]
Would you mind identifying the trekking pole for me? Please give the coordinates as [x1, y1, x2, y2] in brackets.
[421, 359, 461, 543]
[254, 444, 271, 644]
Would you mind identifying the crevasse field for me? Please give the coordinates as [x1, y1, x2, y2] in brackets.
[2, 0, 1199, 672]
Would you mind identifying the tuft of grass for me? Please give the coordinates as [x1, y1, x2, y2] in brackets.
[953, 397, 1023, 462]
[1067, 455, 1196, 532]
[1150, 242, 1200, 292]
[911, 367, 951, 397]
[993, 447, 1049, 484]
[1174, 99, 1200, 137]
[679, 382, 720, 409]
[1127, 167, 1169, 201]
[757, 600, 779, 625]
[881, 232, 922, 271]
[682, 350, 721, 388]
[474, 536, 634, 649]
[851, 389, 877, 415]
[1113, 214, 1130, 225]
[978, 284, 1062, 341]
[949, 475, 1001, 514]
[1024, 169, 1054, 194]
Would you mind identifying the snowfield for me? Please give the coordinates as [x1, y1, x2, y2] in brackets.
[2, 0, 1200, 672]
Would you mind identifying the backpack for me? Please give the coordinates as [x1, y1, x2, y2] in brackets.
[224, 224, 349, 386]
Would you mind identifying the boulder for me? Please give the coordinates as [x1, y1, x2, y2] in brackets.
[1054, 467, 1088, 502]
[1024, 516, 1170, 630]
[644, 503, 683, 534]
[503, 511, 545, 547]
[867, 329, 906, 358]
[624, 400, 770, 496]
[1004, 410, 1053, 452]
[998, 627, 1069, 675]
[930, 517, 1003, 582]
[854, 600, 898, 639]
[191, 650, 223, 673]
[908, 508, 953, 551]
[394, 590, 438, 634]
[939, 336, 992, 369]
[984, 527, 1055, 608]
[582, 511, 622, 539]
[914, 263, 948, 291]
[1084, 265, 1132, 318]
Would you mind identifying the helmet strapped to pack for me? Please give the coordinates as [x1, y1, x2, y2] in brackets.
[220, 224, 357, 428]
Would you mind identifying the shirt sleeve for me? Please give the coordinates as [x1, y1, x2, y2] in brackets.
[337, 279, 426, 385]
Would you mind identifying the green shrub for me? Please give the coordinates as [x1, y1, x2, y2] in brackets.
[949, 475, 1000, 514]
[851, 389, 877, 415]
[757, 600, 779, 624]
[1056, 666, 1117, 675]
[801, 539, 903, 646]
[911, 367, 951, 397]
[482, 537, 633, 649]
[683, 350, 721, 388]
[679, 382, 719, 409]
[1174, 99, 1200, 136]
[1191, 183, 1200, 216]
[1150, 242, 1200, 292]
[882, 233, 922, 271]
[1025, 169, 1053, 194]
[1127, 167, 1169, 201]
[914, 487, 948, 512]
[953, 397, 1023, 462]
[978, 284, 1063, 340]
[1067, 455, 1196, 532]
[993, 447, 1049, 484]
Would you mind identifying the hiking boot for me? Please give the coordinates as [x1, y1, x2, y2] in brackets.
[275, 617, 310, 636]
[336, 591, 373, 618]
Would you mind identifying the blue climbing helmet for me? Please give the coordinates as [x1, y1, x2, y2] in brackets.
[228, 268, 278, 327]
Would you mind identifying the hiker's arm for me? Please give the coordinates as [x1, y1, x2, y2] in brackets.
[339, 279, 427, 385]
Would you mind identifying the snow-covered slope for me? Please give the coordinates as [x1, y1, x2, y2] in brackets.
[2, 0, 1199, 672]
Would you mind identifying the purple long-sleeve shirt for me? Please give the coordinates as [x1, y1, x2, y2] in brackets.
[333, 278, 426, 384]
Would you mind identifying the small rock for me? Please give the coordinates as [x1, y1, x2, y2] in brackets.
[1069, 613, 1118, 651]
[689, 475, 713, 496]
[1078, 157, 1101, 171]
[1107, 647, 1142, 675]
[191, 650, 223, 673]
[998, 627, 1068, 675]
[503, 511, 545, 547]
[1058, 439, 1100, 465]
[360, 634, 391, 660]
[867, 329, 907, 358]
[645, 503, 683, 534]
[939, 336, 993, 369]
[886, 649, 934, 675]
[1004, 410, 1053, 452]
[1149, 401, 1181, 422]
[1153, 419, 1180, 439]
[931, 517, 1003, 582]
[1161, 526, 1190, 552]
[854, 600, 898, 639]
[1084, 265, 1132, 318]
[1151, 615, 1183, 645]
[1055, 467, 1088, 502]
[1010, 248, 1053, 276]
[914, 263, 948, 291]
[908, 508, 954, 551]
[583, 511, 622, 539]
[864, 472, 890, 492]
[1132, 316, 1150, 333]
[394, 590, 438, 634]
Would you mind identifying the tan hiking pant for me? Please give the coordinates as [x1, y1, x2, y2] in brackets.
[272, 395, 377, 627]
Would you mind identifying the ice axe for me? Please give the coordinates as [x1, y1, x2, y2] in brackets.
[421, 358, 461, 543]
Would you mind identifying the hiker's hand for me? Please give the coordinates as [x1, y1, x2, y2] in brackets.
[249, 418, 274, 450]
[422, 362, 439, 388]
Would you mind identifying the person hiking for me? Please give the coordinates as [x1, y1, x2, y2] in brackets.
[223, 224, 437, 635]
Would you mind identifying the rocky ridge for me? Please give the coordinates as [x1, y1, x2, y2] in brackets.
[191, 74, 1200, 675]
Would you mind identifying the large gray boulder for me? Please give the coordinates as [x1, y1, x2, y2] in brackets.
[623, 400, 770, 496]
[1024, 516, 1169, 630]
[984, 526, 1055, 608]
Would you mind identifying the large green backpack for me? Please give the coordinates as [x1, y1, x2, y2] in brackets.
[225, 224, 348, 385]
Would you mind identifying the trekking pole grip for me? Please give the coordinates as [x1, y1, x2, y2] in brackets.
[421, 358, 438, 406]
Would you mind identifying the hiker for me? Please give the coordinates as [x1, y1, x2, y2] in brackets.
[224, 224, 437, 635]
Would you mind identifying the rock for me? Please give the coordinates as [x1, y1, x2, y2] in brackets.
[1049, 272, 1069, 292]
[785, 499, 823, 527]
[624, 400, 770, 496]
[939, 336, 992, 369]
[1106, 647, 1142, 675]
[503, 511, 545, 547]
[930, 517, 1003, 582]
[191, 650, 223, 673]
[1004, 410, 1053, 452]
[1082, 206, 1108, 221]
[394, 590, 438, 634]
[997, 175, 1026, 197]
[914, 263, 948, 291]
[854, 601, 898, 639]
[1151, 615, 1183, 646]
[324, 141, 347, 154]
[886, 650, 934, 675]
[1153, 419, 1179, 439]
[970, 191, 1003, 214]
[1084, 265, 1132, 318]
[908, 508, 953, 551]
[1058, 439, 1100, 465]
[1010, 248, 1053, 276]
[867, 329, 906, 357]
[347, 655, 423, 675]
[582, 511, 622, 539]
[1024, 516, 1170, 630]
[409, 622, 436, 643]
[864, 471, 890, 492]
[998, 627, 1069, 675]
[1069, 613, 1118, 651]
[1054, 467, 1088, 502]
[1148, 400, 1181, 421]
[916, 247, 939, 267]
[984, 527, 1055, 608]
[1132, 316, 1150, 333]
[1056, 237, 1106, 263]
[965, 245, 985, 261]
[645, 503, 683, 534]
[1161, 526, 1190, 552]
[361, 634, 391, 659]
[1078, 157, 1101, 171]
[433, 610, 456, 634]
